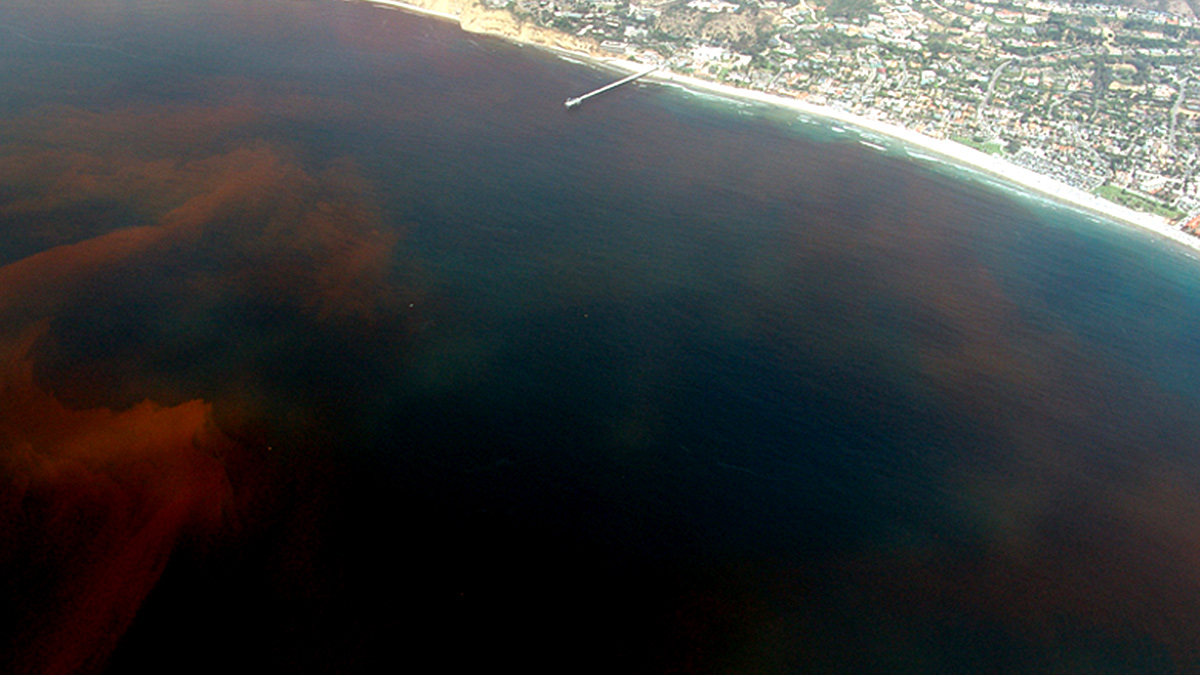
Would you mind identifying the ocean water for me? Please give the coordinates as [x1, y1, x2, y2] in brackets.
[4, 0, 1200, 672]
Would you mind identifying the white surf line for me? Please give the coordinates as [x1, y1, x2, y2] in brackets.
[0, 22, 141, 59]
[360, 0, 460, 22]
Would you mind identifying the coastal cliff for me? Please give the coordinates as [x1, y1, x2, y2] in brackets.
[399, 0, 602, 56]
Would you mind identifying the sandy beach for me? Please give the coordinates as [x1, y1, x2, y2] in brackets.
[583, 55, 1200, 256]
[360, 0, 460, 21]
[363, 0, 1200, 257]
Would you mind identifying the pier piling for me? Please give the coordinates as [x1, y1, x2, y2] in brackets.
[565, 67, 659, 109]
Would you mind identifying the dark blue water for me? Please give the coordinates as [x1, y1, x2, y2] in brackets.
[4, 1, 1200, 672]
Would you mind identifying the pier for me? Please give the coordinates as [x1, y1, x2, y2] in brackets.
[565, 67, 659, 109]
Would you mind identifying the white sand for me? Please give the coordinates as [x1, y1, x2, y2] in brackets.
[594, 56, 1200, 256]
[360, 0, 459, 22]
[363, 0, 1200, 257]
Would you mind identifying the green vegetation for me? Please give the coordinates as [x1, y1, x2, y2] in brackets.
[952, 135, 1005, 155]
[821, 0, 877, 19]
[1095, 185, 1186, 220]
[502, 0, 1200, 225]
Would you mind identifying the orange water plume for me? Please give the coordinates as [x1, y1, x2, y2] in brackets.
[0, 95, 418, 672]
[0, 115, 286, 675]
[1, 326, 237, 675]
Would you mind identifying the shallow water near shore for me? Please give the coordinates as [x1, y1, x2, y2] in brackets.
[4, 0, 1200, 672]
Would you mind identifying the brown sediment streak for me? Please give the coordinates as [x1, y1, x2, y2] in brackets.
[0, 115, 314, 673]
[0, 224, 173, 325]
[1, 326, 236, 675]
[212, 157, 416, 333]
[708, 152, 1200, 657]
[8, 103, 259, 154]
[0, 102, 311, 227]
[782, 172, 1200, 658]
[1, 125, 408, 329]
[254, 197, 405, 327]
[0, 95, 415, 672]
[0, 145, 292, 320]
[0, 143, 261, 668]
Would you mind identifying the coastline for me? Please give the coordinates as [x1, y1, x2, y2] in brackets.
[357, 0, 458, 21]
[360, 0, 1200, 257]
[628, 65, 1200, 256]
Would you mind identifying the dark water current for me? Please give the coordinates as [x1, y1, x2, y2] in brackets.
[4, 0, 1200, 672]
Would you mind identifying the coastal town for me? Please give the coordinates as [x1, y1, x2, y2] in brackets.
[394, 0, 1200, 238]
